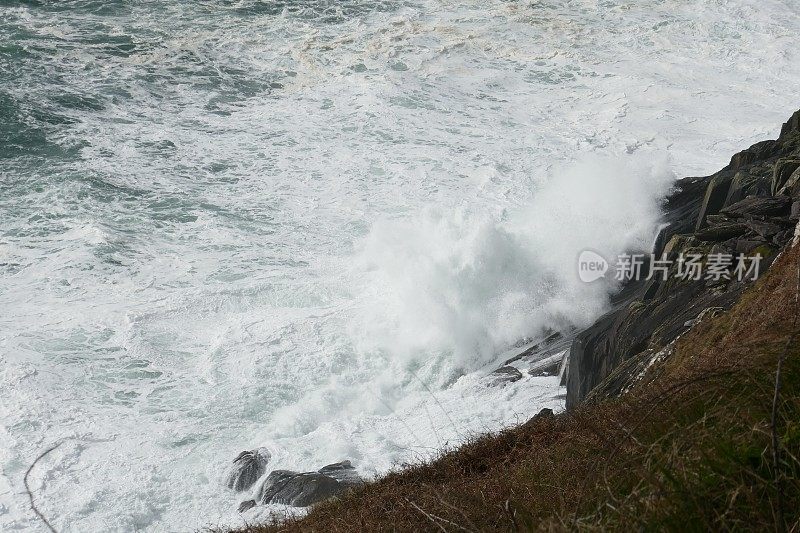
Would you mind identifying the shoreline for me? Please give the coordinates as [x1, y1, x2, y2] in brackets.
[221, 108, 800, 531]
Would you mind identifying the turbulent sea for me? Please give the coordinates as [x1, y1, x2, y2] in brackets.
[1, 0, 799, 530]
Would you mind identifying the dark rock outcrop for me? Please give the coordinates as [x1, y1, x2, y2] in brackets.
[694, 222, 748, 241]
[694, 173, 733, 231]
[530, 407, 554, 422]
[772, 158, 800, 194]
[779, 167, 800, 196]
[488, 365, 523, 386]
[226, 448, 271, 492]
[527, 353, 562, 377]
[254, 460, 363, 507]
[566, 108, 800, 409]
[238, 499, 257, 513]
[490, 330, 574, 384]
[257, 471, 340, 507]
[521, 408, 555, 430]
[318, 460, 363, 485]
[720, 195, 791, 218]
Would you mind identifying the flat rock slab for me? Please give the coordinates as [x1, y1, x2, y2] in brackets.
[721, 195, 791, 218]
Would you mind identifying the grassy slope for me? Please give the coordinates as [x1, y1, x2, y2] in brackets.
[230, 236, 800, 532]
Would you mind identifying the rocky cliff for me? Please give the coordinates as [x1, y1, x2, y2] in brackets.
[566, 109, 800, 409]
[226, 109, 800, 533]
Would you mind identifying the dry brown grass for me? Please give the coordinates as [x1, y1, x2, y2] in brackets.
[224, 239, 800, 533]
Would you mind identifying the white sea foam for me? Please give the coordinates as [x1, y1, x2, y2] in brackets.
[1, 0, 799, 531]
[352, 154, 673, 367]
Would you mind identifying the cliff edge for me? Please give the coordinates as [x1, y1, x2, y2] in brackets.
[567, 109, 800, 408]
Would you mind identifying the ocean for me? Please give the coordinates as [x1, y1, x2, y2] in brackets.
[1, 0, 799, 530]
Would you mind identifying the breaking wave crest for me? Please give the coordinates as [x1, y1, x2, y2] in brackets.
[352, 154, 674, 368]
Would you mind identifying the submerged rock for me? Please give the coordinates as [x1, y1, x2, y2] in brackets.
[255, 461, 362, 507]
[496, 331, 573, 381]
[238, 499, 257, 513]
[488, 365, 523, 386]
[226, 448, 271, 492]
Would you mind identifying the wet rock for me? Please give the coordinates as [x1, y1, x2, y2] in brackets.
[721, 195, 792, 218]
[318, 460, 362, 485]
[496, 332, 574, 386]
[527, 352, 563, 376]
[257, 471, 339, 507]
[256, 461, 362, 507]
[652, 176, 708, 257]
[583, 343, 677, 404]
[566, 109, 800, 410]
[488, 366, 523, 386]
[502, 331, 566, 366]
[792, 201, 800, 221]
[238, 500, 257, 513]
[558, 351, 571, 386]
[710, 240, 736, 255]
[226, 448, 271, 492]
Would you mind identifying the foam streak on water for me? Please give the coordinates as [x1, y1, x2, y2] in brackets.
[0, 0, 798, 530]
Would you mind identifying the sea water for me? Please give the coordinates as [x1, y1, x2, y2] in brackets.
[1, 0, 798, 530]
